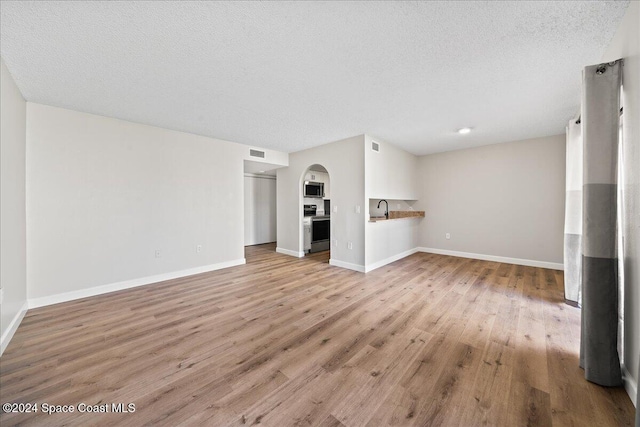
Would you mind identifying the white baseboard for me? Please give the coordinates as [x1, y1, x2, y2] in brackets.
[416, 247, 564, 271]
[1, 301, 28, 357]
[276, 247, 305, 258]
[329, 247, 563, 274]
[28, 258, 246, 309]
[622, 364, 638, 408]
[329, 258, 365, 273]
[364, 248, 419, 273]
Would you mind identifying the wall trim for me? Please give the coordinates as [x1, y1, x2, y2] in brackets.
[329, 258, 365, 273]
[416, 247, 564, 271]
[622, 364, 638, 408]
[28, 258, 246, 309]
[330, 247, 563, 273]
[276, 247, 305, 258]
[364, 248, 419, 273]
[0, 301, 28, 357]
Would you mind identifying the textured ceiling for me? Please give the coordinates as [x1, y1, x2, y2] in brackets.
[0, 1, 629, 155]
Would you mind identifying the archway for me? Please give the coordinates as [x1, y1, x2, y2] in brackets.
[301, 164, 331, 261]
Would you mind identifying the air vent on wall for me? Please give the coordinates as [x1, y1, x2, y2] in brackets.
[372, 141, 380, 152]
[250, 149, 265, 158]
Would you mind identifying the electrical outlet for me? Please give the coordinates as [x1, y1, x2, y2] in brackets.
[333, 205, 338, 213]
[0, 288, 4, 305]
[348, 241, 353, 250]
[333, 239, 338, 247]
[155, 250, 161, 258]
[445, 233, 451, 240]
[355, 205, 360, 214]
[196, 245, 202, 253]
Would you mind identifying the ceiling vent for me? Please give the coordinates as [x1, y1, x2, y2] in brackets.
[372, 141, 380, 152]
[250, 149, 265, 158]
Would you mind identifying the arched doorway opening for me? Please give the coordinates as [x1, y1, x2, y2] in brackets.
[301, 164, 331, 261]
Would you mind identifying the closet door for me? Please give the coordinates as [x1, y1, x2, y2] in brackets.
[244, 176, 256, 245]
[256, 176, 276, 244]
[244, 175, 276, 246]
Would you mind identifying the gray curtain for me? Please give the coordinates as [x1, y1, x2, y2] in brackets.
[579, 60, 623, 386]
[563, 118, 582, 304]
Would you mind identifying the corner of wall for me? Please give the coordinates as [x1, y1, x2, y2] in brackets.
[0, 302, 28, 356]
[0, 57, 28, 356]
[622, 363, 638, 408]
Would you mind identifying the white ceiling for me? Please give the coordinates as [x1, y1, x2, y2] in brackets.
[0, 1, 629, 155]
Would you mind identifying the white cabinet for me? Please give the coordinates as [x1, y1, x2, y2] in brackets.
[322, 173, 330, 198]
[317, 172, 329, 198]
[303, 218, 311, 252]
[305, 172, 319, 182]
[244, 175, 277, 246]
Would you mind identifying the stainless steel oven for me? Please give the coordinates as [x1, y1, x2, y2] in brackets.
[310, 216, 330, 253]
[303, 204, 317, 217]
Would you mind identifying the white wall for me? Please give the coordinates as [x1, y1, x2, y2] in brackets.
[601, 0, 640, 405]
[244, 174, 277, 246]
[0, 58, 28, 354]
[416, 134, 566, 267]
[26, 103, 287, 304]
[364, 135, 419, 200]
[364, 135, 420, 269]
[366, 219, 420, 270]
[277, 135, 365, 268]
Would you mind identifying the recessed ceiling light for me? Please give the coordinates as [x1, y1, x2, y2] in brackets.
[259, 170, 265, 173]
[457, 127, 472, 134]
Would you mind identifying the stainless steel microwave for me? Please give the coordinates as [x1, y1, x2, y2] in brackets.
[304, 181, 324, 198]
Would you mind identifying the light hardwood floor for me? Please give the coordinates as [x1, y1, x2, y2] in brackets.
[0, 244, 635, 426]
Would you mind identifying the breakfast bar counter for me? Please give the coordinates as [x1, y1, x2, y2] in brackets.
[369, 210, 425, 222]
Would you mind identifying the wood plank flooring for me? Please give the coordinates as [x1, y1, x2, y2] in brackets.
[0, 244, 635, 426]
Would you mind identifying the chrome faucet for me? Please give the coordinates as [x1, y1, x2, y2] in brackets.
[377, 199, 389, 219]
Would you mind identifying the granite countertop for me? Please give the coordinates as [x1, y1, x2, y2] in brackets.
[369, 210, 425, 222]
